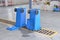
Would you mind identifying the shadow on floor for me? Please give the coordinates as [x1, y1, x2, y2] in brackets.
[19, 28, 34, 37]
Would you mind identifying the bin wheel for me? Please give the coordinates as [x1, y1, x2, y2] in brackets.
[28, 10, 31, 14]
[14, 8, 17, 12]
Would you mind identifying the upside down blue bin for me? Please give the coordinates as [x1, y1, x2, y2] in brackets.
[27, 9, 41, 31]
[7, 8, 26, 31]
[53, 8, 60, 12]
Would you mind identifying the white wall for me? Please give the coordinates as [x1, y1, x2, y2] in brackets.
[8, 0, 29, 5]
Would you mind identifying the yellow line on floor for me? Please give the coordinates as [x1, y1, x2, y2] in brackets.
[0, 18, 58, 38]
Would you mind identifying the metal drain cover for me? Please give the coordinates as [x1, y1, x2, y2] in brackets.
[36, 28, 57, 37]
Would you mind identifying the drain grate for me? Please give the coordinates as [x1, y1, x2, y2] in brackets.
[36, 28, 57, 37]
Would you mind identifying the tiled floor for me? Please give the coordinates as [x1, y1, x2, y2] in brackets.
[0, 5, 60, 40]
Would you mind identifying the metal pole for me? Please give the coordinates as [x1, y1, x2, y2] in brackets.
[29, 0, 32, 9]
